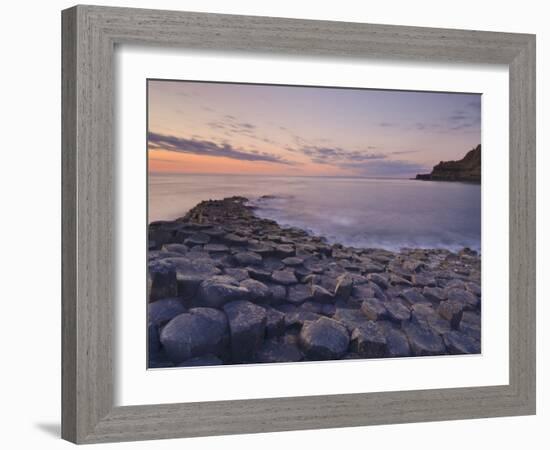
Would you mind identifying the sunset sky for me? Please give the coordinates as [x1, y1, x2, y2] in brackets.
[147, 80, 481, 178]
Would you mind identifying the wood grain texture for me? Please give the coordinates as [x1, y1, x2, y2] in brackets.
[61, 4, 536, 444]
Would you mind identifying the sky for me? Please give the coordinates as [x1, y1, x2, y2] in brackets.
[147, 80, 481, 178]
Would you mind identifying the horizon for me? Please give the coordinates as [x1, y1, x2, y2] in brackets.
[147, 80, 481, 178]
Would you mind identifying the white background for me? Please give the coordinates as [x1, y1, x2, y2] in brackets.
[0, 0, 547, 449]
[116, 48, 509, 405]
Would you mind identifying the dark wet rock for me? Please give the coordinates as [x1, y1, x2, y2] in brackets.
[447, 288, 479, 310]
[465, 281, 481, 296]
[389, 274, 413, 287]
[241, 278, 271, 304]
[459, 311, 481, 341]
[223, 233, 248, 246]
[285, 311, 322, 329]
[161, 243, 188, 254]
[177, 355, 223, 367]
[334, 273, 354, 300]
[423, 286, 446, 303]
[148, 348, 175, 368]
[402, 259, 425, 273]
[247, 266, 272, 282]
[384, 299, 411, 322]
[400, 288, 430, 305]
[282, 256, 304, 266]
[255, 340, 303, 363]
[148, 298, 187, 327]
[443, 331, 481, 354]
[271, 269, 298, 285]
[352, 284, 377, 300]
[362, 262, 385, 274]
[299, 301, 324, 314]
[265, 307, 285, 338]
[223, 268, 249, 282]
[148, 322, 161, 354]
[204, 243, 230, 253]
[350, 322, 387, 358]
[148, 250, 184, 261]
[275, 244, 295, 257]
[438, 300, 464, 329]
[411, 303, 451, 335]
[299, 317, 350, 360]
[402, 322, 446, 356]
[308, 284, 333, 304]
[164, 257, 222, 298]
[234, 251, 263, 266]
[287, 284, 312, 304]
[322, 304, 336, 316]
[184, 232, 210, 246]
[224, 300, 267, 363]
[196, 275, 249, 309]
[333, 307, 367, 332]
[148, 259, 178, 301]
[367, 273, 389, 289]
[247, 242, 275, 255]
[368, 281, 387, 301]
[160, 308, 228, 363]
[385, 328, 412, 357]
[361, 298, 388, 321]
[445, 279, 466, 290]
[263, 257, 285, 272]
[266, 283, 287, 303]
[412, 273, 437, 287]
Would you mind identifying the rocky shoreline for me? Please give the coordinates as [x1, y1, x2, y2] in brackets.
[148, 196, 481, 368]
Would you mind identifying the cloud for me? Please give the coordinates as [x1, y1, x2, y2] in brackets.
[378, 122, 395, 128]
[293, 145, 387, 165]
[148, 132, 293, 165]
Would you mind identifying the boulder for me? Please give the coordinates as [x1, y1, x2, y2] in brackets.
[411, 303, 451, 335]
[400, 288, 430, 305]
[234, 251, 263, 266]
[266, 283, 287, 303]
[411, 273, 437, 287]
[162, 257, 221, 298]
[148, 259, 178, 301]
[223, 268, 249, 282]
[184, 232, 210, 246]
[160, 308, 229, 363]
[223, 301, 267, 363]
[255, 340, 303, 363]
[423, 286, 446, 303]
[402, 322, 446, 356]
[361, 298, 388, 321]
[161, 243, 188, 254]
[271, 269, 298, 285]
[334, 273, 354, 300]
[299, 317, 350, 360]
[240, 278, 271, 304]
[446, 288, 479, 310]
[285, 310, 322, 329]
[367, 273, 389, 290]
[282, 256, 304, 267]
[310, 284, 334, 303]
[287, 284, 312, 304]
[384, 299, 411, 322]
[247, 266, 272, 282]
[443, 331, 481, 354]
[333, 308, 368, 332]
[147, 298, 187, 327]
[350, 322, 387, 358]
[265, 307, 285, 338]
[459, 311, 481, 341]
[385, 328, 411, 357]
[196, 275, 249, 309]
[438, 300, 464, 329]
[204, 243, 230, 253]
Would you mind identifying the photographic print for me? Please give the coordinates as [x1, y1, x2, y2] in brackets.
[147, 80, 481, 368]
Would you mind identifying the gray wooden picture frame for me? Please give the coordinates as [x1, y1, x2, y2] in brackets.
[61, 4, 536, 444]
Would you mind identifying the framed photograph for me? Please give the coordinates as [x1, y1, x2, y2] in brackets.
[62, 5, 536, 444]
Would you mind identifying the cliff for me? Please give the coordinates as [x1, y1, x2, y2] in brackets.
[416, 144, 481, 183]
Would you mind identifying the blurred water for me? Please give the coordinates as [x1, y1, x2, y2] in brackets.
[148, 173, 481, 252]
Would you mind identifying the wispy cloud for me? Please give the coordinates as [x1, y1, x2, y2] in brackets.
[291, 145, 386, 165]
[148, 132, 294, 165]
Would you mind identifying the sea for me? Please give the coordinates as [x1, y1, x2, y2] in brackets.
[148, 173, 481, 253]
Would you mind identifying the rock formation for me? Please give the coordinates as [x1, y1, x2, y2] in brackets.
[416, 144, 481, 183]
